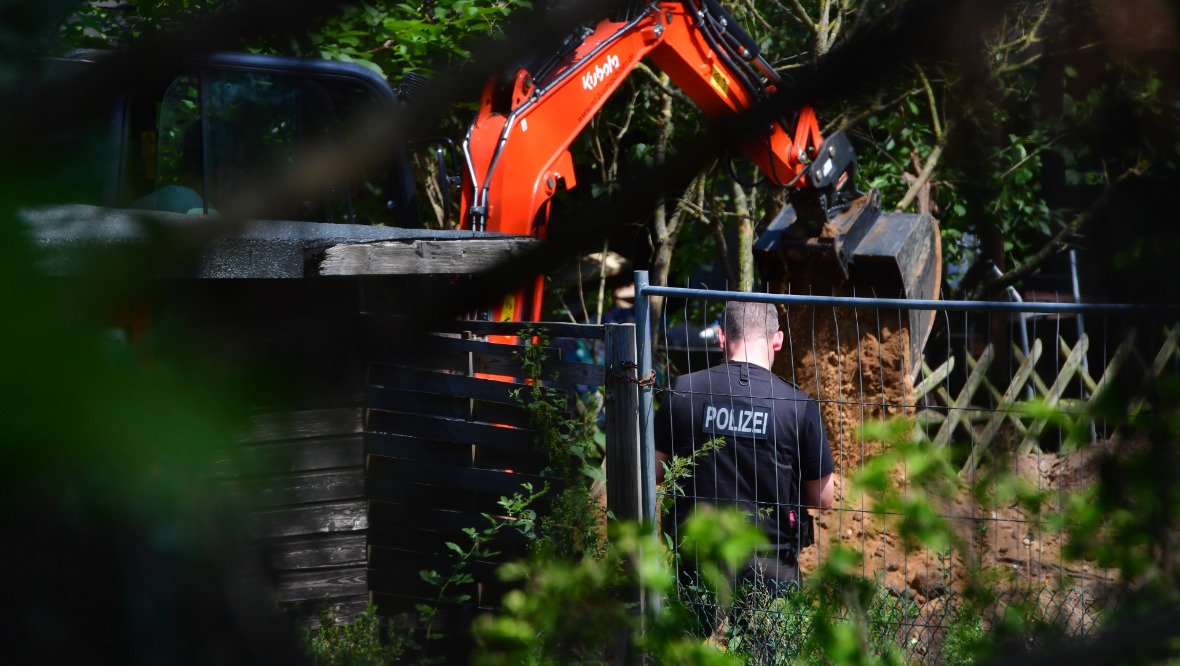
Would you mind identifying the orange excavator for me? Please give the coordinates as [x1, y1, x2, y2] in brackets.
[458, 0, 940, 360]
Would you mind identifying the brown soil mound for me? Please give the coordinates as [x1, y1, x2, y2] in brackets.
[771, 289, 1116, 608]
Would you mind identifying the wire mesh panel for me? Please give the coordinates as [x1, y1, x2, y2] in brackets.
[640, 281, 1176, 664]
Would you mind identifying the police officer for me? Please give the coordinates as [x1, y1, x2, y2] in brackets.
[655, 300, 834, 591]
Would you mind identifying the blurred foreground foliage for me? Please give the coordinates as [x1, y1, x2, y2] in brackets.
[4, 0, 1180, 664]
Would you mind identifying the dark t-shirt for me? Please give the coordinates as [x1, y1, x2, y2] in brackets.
[655, 361, 833, 553]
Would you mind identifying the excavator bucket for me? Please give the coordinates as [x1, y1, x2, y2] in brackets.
[754, 190, 941, 381]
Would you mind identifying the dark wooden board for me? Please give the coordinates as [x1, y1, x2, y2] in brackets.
[219, 434, 363, 475]
[366, 478, 536, 516]
[224, 469, 364, 508]
[277, 564, 369, 602]
[368, 549, 503, 582]
[367, 502, 540, 544]
[366, 410, 537, 453]
[471, 447, 549, 476]
[367, 365, 525, 405]
[367, 457, 547, 496]
[265, 532, 368, 570]
[238, 407, 363, 443]
[367, 526, 531, 563]
[250, 499, 368, 539]
[368, 571, 474, 602]
[288, 595, 372, 629]
[365, 386, 533, 428]
[364, 432, 475, 466]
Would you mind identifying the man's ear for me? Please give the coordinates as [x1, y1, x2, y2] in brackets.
[717, 329, 727, 350]
[771, 330, 784, 351]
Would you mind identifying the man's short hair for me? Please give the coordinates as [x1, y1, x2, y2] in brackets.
[722, 301, 779, 343]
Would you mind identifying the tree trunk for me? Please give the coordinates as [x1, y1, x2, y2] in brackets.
[730, 180, 754, 292]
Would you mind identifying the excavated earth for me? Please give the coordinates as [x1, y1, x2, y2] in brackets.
[770, 284, 1117, 639]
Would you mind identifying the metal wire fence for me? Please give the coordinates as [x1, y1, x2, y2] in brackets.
[633, 271, 1177, 664]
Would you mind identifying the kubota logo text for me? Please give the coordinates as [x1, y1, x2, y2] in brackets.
[582, 54, 621, 91]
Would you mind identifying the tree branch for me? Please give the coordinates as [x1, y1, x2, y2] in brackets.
[633, 62, 696, 108]
[895, 142, 944, 213]
[767, 0, 818, 36]
[974, 164, 1145, 296]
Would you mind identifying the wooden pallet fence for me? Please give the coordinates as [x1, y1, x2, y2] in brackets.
[361, 317, 638, 625]
[959, 339, 1042, 479]
[198, 280, 371, 625]
[220, 406, 370, 623]
[913, 326, 1180, 476]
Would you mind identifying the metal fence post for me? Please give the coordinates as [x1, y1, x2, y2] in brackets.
[604, 323, 641, 523]
[634, 270, 657, 531]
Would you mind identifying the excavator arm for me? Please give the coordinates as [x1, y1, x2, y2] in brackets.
[460, 0, 939, 363]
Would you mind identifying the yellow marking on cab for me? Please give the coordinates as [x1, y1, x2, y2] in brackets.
[499, 294, 517, 321]
[709, 64, 731, 96]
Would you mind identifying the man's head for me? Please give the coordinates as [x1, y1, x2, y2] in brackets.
[719, 301, 783, 368]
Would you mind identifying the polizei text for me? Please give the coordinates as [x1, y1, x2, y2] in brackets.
[702, 402, 772, 439]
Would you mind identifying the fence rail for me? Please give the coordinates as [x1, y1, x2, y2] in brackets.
[361, 317, 639, 662]
[633, 270, 1179, 663]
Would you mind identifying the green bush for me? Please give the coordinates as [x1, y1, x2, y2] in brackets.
[306, 604, 406, 666]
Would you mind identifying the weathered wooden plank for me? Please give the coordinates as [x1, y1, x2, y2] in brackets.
[365, 386, 533, 428]
[224, 469, 364, 508]
[368, 573, 473, 603]
[966, 351, 1005, 405]
[319, 238, 539, 276]
[367, 525, 531, 562]
[251, 499, 368, 539]
[368, 365, 526, 405]
[372, 563, 519, 602]
[1063, 331, 1138, 451]
[369, 548, 504, 580]
[933, 344, 994, 448]
[362, 313, 606, 341]
[194, 314, 361, 356]
[370, 503, 509, 534]
[237, 407, 363, 443]
[1019, 335, 1090, 455]
[266, 533, 368, 570]
[277, 564, 368, 602]
[285, 595, 368, 628]
[960, 339, 1043, 479]
[289, 596, 372, 628]
[1011, 342, 1054, 399]
[920, 360, 954, 407]
[217, 434, 363, 476]
[914, 357, 954, 402]
[914, 408, 1009, 426]
[366, 410, 538, 453]
[1090, 330, 1136, 400]
[365, 431, 475, 466]
[1060, 336, 1099, 395]
[1127, 326, 1180, 419]
[365, 432, 549, 475]
[366, 477, 548, 516]
[367, 457, 547, 495]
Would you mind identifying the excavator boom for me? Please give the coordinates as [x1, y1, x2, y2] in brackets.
[460, 0, 940, 361]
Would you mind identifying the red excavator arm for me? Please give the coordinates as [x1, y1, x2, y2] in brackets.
[460, 0, 939, 349]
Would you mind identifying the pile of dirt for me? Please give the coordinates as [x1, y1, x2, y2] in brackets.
[774, 303, 914, 471]
[773, 297, 1116, 609]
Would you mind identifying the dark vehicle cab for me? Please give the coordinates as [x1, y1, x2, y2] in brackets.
[43, 50, 424, 227]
